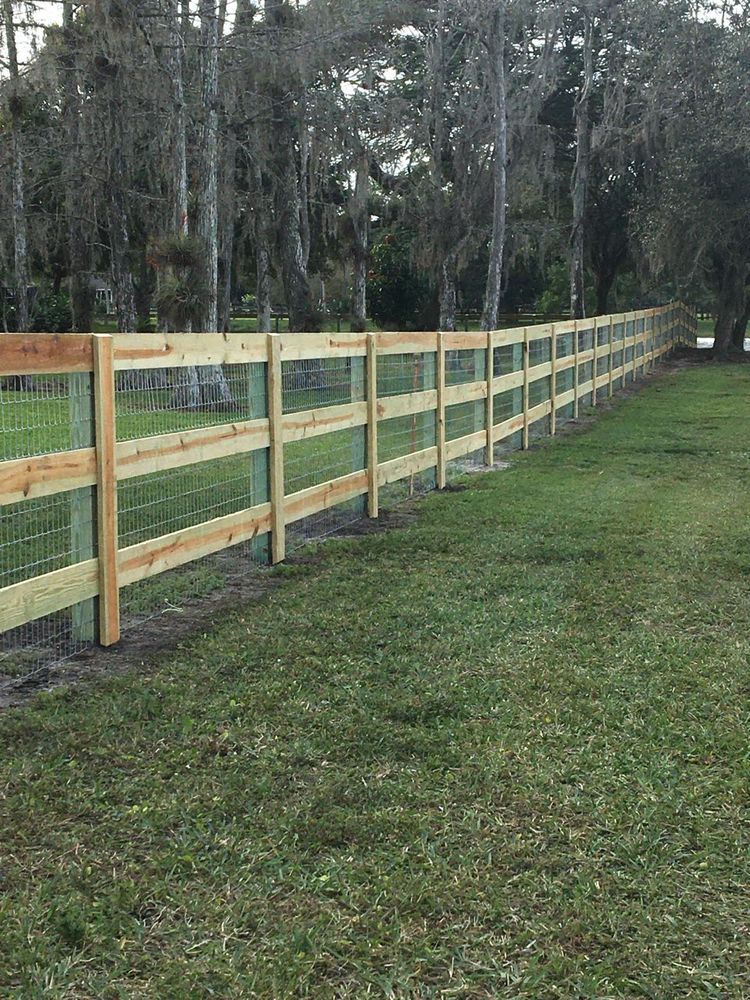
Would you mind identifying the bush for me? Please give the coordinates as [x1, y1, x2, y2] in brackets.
[368, 230, 437, 330]
[31, 291, 73, 333]
[2, 288, 72, 333]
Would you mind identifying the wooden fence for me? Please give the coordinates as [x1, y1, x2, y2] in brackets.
[0, 303, 697, 651]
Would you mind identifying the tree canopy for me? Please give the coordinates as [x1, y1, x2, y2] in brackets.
[1, 0, 748, 354]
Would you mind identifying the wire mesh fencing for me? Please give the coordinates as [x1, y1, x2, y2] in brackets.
[0, 306, 695, 692]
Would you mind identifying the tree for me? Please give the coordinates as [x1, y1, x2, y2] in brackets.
[2, 0, 30, 337]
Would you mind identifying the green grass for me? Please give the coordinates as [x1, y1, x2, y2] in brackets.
[1, 364, 749, 997]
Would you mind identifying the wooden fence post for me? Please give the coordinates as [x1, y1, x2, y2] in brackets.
[634, 315, 641, 379]
[573, 319, 580, 420]
[437, 331, 447, 489]
[647, 312, 652, 370]
[591, 320, 598, 407]
[70, 365, 96, 642]
[608, 317, 615, 399]
[523, 328, 530, 450]
[351, 351, 367, 516]
[486, 329, 494, 466]
[550, 324, 558, 436]
[474, 344, 485, 452]
[92, 334, 120, 646]
[267, 334, 285, 564]
[366, 333, 379, 518]
[422, 345, 437, 488]
[250, 357, 270, 564]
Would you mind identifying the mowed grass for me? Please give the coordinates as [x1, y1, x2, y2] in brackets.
[2, 365, 750, 997]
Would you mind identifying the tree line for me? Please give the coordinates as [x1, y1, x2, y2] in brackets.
[1, 0, 748, 359]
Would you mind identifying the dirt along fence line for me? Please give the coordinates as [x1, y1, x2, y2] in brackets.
[0, 304, 697, 685]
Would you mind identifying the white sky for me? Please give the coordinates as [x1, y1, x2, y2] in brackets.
[7, 1, 249, 66]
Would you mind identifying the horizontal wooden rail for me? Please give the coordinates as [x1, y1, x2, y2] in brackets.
[285, 470, 369, 525]
[118, 419, 271, 479]
[0, 334, 94, 375]
[0, 560, 99, 635]
[119, 504, 273, 587]
[0, 303, 693, 650]
[0, 448, 97, 505]
[113, 332, 267, 369]
[378, 447, 438, 487]
[378, 389, 437, 421]
[282, 402, 366, 443]
[446, 430, 487, 462]
[444, 381, 487, 407]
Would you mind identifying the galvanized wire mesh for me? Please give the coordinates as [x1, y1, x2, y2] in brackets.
[377, 352, 438, 501]
[115, 363, 270, 626]
[0, 373, 97, 688]
[1, 316, 684, 690]
[117, 365, 252, 439]
[282, 354, 367, 549]
[378, 352, 436, 397]
[0, 374, 88, 459]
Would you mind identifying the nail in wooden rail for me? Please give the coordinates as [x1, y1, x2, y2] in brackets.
[93, 334, 120, 646]
[267, 334, 285, 564]
[366, 334, 379, 517]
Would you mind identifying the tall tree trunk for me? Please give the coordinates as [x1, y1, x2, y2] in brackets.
[170, 1, 190, 240]
[439, 255, 458, 333]
[218, 131, 238, 334]
[254, 164, 273, 334]
[594, 265, 616, 316]
[350, 151, 369, 333]
[570, 10, 594, 321]
[165, 0, 200, 407]
[265, 0, 315, 332]
[713, 265, 744, 359]
[481, 2, 508, 333]
[3, 0, 30, 338]
[108, 175, 137, 336]
[94, 2, 137, 337]
[198, 0, 220, 335]
[62, 2, 95, 333]
[275, 128, 314, 331]
[197, 0, 232, 405]
[731, 292, 749, 352]
[299, 113, 311, 273]
[430, 0, 456, 334]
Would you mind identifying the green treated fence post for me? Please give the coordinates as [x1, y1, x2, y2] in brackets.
[474, 345, 485, 453]
[250, 359, 270, 564]
[422, 347, 437, 487]
[351, 351, 367, 516]
[70, 367, 97, 642]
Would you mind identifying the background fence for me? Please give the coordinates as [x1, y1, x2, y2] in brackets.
[0, 303, 697, 684]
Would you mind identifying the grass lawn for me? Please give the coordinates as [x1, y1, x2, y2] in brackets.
[2, 363, 749, 998]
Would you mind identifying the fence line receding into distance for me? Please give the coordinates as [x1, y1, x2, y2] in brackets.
[0, 303, 697, 677]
